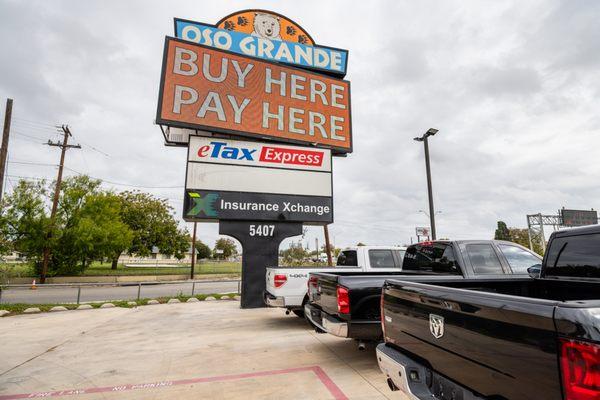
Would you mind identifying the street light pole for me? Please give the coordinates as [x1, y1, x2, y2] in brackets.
[414, 128, 439, 240]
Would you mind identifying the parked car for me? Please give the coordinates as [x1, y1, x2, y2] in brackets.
[305, 240, 541, 345]
[264, 246, 406, 316]
[377, 225, 600, 400]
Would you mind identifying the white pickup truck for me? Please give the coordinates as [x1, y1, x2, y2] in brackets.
[264, 246, 406, 317]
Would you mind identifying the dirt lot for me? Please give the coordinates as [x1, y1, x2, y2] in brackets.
[0, 301, 407, 399]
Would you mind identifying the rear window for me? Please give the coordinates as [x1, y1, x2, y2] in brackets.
[337, 250, 358, 266]
[368, 250, 396, 268]
[544, 233, 600, 279]
[498, 244, 541, 274]
[403, 243, 460, 274]
[466, 244, 504, 274]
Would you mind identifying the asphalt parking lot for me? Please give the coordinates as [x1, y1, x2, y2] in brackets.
[0, 301, 407, 399]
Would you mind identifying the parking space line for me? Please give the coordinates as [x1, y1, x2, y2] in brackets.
[0, 365, 348, 400]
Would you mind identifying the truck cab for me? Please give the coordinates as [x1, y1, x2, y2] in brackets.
[264, 246, 406, 316]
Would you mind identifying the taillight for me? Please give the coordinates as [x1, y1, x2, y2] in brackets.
[337, 286, 350, 314]
[380, 288, 386, 339]
[308, 276, 318, 289]
[560, 338, 600, 400]
[274, 274, 287, 288]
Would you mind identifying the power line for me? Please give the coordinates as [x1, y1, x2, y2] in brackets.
[7, 174, 46, 181]
[12, 123, 61, 134]
[8, 161, 58, 167]
[8, 168, 183, 190]
[11, 136, 45, 144]
[12, 131, 48, 141]
[12, 116, 60, 128]
[63, 166, 183, 189]
[80, 142, 110, 157]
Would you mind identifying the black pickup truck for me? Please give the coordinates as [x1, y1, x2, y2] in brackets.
[377, 225, 600, 400]
[305, 240, 541, 343]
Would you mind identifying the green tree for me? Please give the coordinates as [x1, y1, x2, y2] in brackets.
[494, 221, 511, 241]
[509, 228, 544, 256]
[0, 180, 48, 266]
[1, 176, 133, 276]
[281, 244, 308, 266]
[45, 176, 132, 275]
[194, 240, 212, 260]
[70, 193, 132, 271]
[214, 238, 237, 259]
[113, 191, 189, 269]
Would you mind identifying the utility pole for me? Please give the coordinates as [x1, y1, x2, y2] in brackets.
[0, 98, 13, 203]
[323, 225, 333, 266]
[414, 128, 439, 240]
[190, 222, 197, 279]
[40, 125, 81, 283]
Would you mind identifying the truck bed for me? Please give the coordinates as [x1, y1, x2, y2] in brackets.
[311, 271, 449, 320]
[381, 278, 600, 399]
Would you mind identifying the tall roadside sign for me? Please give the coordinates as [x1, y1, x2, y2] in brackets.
[156, 10, 351, 308]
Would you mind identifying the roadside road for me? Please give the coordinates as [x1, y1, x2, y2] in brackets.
[0, 280, 239, 304]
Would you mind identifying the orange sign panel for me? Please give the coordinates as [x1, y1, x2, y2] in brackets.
[156, 37, 352, 153]
[216, 9, 315, 45]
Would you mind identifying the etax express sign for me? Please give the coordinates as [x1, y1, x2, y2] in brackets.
[156, 37, 352, 154]
[189, 136, 331, 172]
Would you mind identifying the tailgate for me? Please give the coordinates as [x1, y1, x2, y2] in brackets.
[382, 281, 562, 400]
[265, 269, 309, 300]
[311, 274, 340, 316]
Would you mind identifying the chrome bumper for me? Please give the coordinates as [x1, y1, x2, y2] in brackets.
[376, 344, 421, 399]
[264, 293, 285, 308]
[376, 343, 482, 399]
[304, 304, 348, 337]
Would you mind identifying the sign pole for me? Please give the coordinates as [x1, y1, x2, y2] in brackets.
[324, 225, 333, 266]
[220, 221, 302, 308]
[0, 98, 13, 203]
[190, 222, 197, 279]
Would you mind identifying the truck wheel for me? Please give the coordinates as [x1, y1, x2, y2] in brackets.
[292, 309, 304, 318]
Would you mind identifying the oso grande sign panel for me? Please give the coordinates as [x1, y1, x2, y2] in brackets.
[156, 37, 352, 154]
[174, 15, 348, 77]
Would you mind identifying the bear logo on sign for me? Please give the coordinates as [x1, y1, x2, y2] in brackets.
[252, 12, 281, 41]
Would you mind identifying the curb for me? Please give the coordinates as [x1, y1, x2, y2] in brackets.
[0, 295, 240, 317]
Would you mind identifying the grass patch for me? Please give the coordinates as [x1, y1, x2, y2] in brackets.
[0, 261, 241, 280]
[0, 293, 239, 316]
[83, 261, 241, 276]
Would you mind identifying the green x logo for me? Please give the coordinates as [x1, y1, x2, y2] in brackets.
[187, 192, 219, 217]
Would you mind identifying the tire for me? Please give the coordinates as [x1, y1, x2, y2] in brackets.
[292, 309, 304, 318]
[294, 295, 309, 318]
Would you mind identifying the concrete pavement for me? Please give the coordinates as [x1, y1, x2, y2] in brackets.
[0, 281, 240, 304]
[0, 301, 408, 399]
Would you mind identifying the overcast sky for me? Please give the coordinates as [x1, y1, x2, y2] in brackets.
[1, 0, 599, 251]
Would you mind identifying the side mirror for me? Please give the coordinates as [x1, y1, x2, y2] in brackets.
[527, 264, 542, 279]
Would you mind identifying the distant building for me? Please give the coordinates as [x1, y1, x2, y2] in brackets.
[118, 245, 199, 266]
[1, 251, 25, 263]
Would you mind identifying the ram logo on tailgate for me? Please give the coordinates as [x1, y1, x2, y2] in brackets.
[429, 314, 445, 339]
